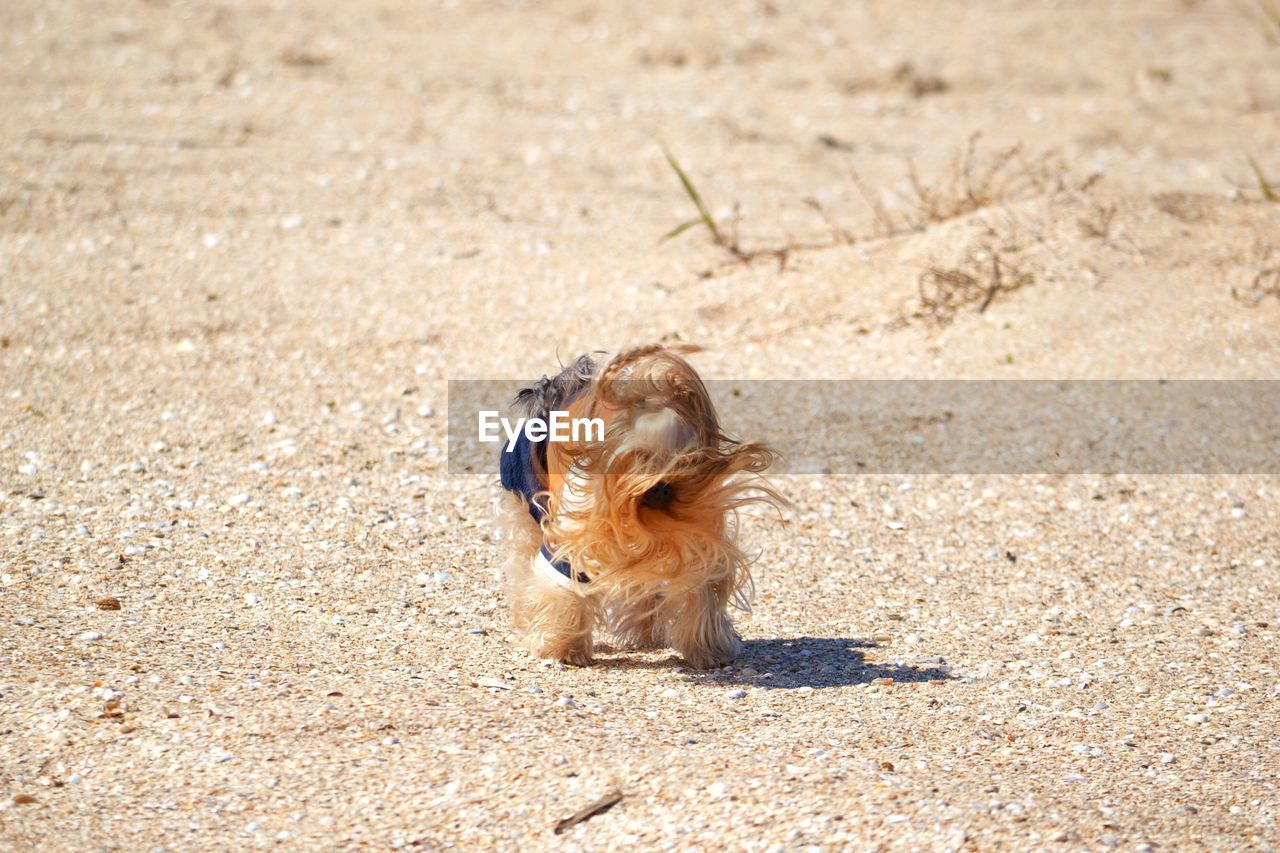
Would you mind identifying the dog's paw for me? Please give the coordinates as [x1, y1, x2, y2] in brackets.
[678, 634, 741, 670]
[559, 646, 595, 667]
[531, 636, 595, 667]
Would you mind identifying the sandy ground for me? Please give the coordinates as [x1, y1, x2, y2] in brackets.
[3, 0, 1280, 849]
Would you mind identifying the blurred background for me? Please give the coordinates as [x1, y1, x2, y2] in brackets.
[4, 0, 1278, 391]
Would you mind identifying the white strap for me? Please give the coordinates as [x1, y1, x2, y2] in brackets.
[532, 549, 583, 593]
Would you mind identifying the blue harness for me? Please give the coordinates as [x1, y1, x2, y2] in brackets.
[499, 430, 588, 585]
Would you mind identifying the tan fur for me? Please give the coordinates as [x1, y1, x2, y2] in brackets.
[499, 346, 784, 669]
[497, 492, 599, 665]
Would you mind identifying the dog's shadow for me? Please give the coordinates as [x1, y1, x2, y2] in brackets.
[693, 636, 951, 690]
[595, 636, 952, 689]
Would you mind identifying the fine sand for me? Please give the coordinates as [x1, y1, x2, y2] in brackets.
[2, 1, 1279, 848]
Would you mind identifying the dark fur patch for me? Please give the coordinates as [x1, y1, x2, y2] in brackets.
[642, 481, 677, 509]
[511, 353, 598, 419]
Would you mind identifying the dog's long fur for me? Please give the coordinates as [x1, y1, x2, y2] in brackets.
[497, 345, 783, 668]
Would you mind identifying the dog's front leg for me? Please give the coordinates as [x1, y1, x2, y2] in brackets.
[509, 562, 597, 666]
[530, 584, 596, 667]
[609, 593, 667, 650]
[668, 577, 741, 669]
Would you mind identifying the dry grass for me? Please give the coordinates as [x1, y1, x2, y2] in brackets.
[1077, 201, 1118, 240]
[660, 145, 847, 269]
[850, 133, 1087, 236]
[1231, 243, 1280, 305]
[661, 139, 1062, 321]
[1257, 0, 1280, 42]
[913, 244, 1035, 325]
[1232, 268, 1280, 304]
[1246, 155, 1278, 202]
[661, 135, 1086, 275]
[1225, 155, 1278, 201]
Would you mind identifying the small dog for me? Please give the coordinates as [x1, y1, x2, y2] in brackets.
[497, 345, 783, 668]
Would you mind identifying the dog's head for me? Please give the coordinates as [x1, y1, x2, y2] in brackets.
[542, 346, 781, 595]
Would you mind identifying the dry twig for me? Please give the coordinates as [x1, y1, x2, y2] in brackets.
[553, 789, 624, 835]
